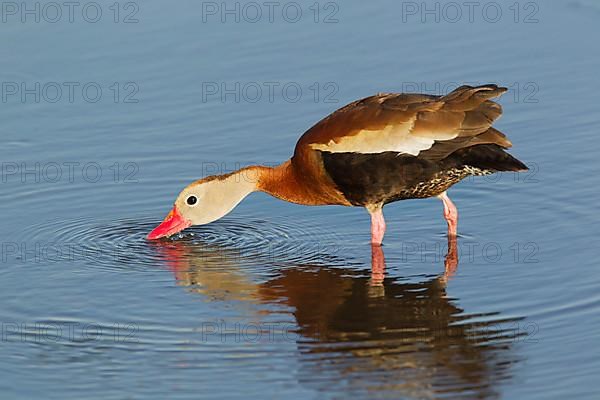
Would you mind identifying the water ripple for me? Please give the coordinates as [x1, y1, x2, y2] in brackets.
[13, 215, 345, 273]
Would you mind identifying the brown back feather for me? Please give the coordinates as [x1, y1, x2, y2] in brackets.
[296, 84, 512, 157]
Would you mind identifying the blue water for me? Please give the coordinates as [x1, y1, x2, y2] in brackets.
[1, 1, 599, 398]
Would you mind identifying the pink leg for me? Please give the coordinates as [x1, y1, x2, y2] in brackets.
[438, 191, 458, 237]
[368, 207, 386, 246]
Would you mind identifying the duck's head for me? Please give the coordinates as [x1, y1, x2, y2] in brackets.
[147, 172, 258, 240]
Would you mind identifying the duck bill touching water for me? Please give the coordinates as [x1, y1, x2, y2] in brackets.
[148, 84, 527, 244]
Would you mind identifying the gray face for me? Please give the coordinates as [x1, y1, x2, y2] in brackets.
[174, 175, 257, 226]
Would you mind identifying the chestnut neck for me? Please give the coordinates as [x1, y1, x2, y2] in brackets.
[223, 160, 341, 206]
[240, 161, 310, 205]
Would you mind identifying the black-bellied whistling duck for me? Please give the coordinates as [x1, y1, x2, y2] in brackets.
[148, 84, 527, 244]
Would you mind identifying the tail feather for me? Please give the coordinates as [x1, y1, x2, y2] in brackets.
[456, 144, 528, 172]
[441, 84, 508, 112]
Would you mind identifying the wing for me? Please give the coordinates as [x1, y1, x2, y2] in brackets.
[295, 84, 512, 160]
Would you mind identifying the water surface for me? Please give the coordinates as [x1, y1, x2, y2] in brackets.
[1, 1, 599, 399]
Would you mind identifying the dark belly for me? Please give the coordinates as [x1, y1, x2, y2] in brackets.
[320, 151, 490, 206]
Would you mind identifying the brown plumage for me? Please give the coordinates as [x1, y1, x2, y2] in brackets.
[148, 84, 527, 244]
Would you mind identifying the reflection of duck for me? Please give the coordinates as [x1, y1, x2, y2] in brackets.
[259, 261, 520, 398]
[154, 237, 521, 399]
[153, 242, 260, 303]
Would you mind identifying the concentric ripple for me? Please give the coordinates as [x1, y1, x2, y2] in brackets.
[13, 215, 346, 272]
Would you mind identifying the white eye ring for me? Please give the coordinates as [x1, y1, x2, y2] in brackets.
[186, 195, 198, 206]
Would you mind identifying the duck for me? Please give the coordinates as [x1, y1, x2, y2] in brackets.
[148, 84, 527, 244]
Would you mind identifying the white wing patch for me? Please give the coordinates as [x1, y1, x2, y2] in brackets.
[309, 122, 458, 156]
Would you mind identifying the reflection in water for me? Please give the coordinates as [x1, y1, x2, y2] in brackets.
[154, 237, 522, 399]
[160, 243, 261, 303]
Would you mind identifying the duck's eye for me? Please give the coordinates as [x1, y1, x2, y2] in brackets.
[186, 195, 197, 206]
